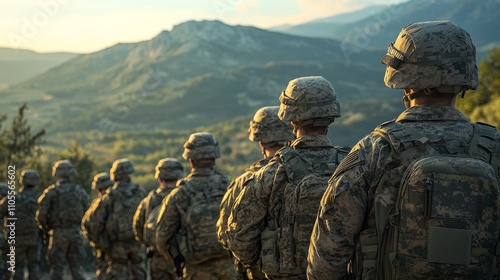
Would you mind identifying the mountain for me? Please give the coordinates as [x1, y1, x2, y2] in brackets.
[273, 0, 500, 56]
[0, 48, 79, 88]
[269, 5, 387, 38]
[2, 20, 389, 134]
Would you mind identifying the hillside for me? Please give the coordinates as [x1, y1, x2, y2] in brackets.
[274, 0, 500, 57]
[1, 20, 389, 133]
[0, 48, 79, 87]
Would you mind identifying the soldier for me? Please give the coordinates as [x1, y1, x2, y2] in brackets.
[227, 76, 349, 279]
[307, 21, 500, 279]
[133, 158, 184, 280]
[217, 106, 294, 280]
[81, 172, 114, 280]
[0, 170, 42, 280]
[90, 158, 147, 280]
[0, 182, 11, 280]
[36, 160, 90, 280]
[156, 132, 235, 280]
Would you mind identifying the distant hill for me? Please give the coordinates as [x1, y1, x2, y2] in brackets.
[1, 20, 390, 136]
[273, 0, 500, 57]
[269, 5, 387, 38]
[0, 48, 79, 87]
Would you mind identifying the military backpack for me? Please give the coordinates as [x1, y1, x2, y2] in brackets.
[107, 183, 146, 241]
[51, 182, 86, 227]
[177, 175, 228, 264]
[260, 146, 349, 276]
[362, 121, 500, 279]
[14, 189, 40, 236]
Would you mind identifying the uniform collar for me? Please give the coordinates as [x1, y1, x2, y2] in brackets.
[396, 105, 469, 122]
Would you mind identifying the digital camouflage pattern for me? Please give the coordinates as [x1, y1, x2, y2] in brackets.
[20, 169, 40, 186]
[110, 158, 135, 181]
[217, 157, 271, 280]
[307, 106, 500, 280]
[52, 159, 77, 177]
[82, 172, 113, 280]
[156, 166, 235, 280]
[278, 76, 341, 123]
[133, 181, 179, 280]
[36, 180, 90, 280]
[382, 21, 478, 91]
[228, 135, 349, 279]
[154, 158, 184, 181]
[182, 132, 221, 161]
[90, 180, 147, 280]
[248, 106, 295, 144]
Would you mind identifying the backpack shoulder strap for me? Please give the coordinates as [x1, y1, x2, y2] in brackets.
[276, 146, 311, 183]
[374, 120, 435, 154]
[470, 122, 500, 166]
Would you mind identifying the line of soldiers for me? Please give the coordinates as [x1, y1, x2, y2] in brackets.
[1, 20, 500, 280]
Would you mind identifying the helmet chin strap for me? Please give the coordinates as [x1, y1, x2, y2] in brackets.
[402, 92, 410, 109]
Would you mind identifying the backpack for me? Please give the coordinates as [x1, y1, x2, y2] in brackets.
[52, 183, 86, 227]
[14, 189, 40, 236]
[364, 121, 500, 279]
[177, 175, 228, 264]
[143, 192, 166, 247]
[107, 183, 146, 241]
[260, 146, 349, 276]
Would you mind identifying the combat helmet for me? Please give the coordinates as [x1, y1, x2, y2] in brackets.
[381, 21, 477, 94]
[278, 76, 341, 126]
[52, 159, 77, 178]
[248, 106, 295, 146]
[20, 169, 40, 186]
[182, 132, 220, 161]
[0, 183, 9, 198]
[92, 172, 114, 191]
[110, 158, 135, 181]
[155, 158, 184, 180]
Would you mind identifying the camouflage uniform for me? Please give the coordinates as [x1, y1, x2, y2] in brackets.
[228, 77, 348, 280]
[81, 172, 114, 280]
[0, 182, 11, 280]
[133, 158, 184, 280]
[36, 160, 90, 280]
[307, 21, 499, 280]
[0, 170, 42, 280]
[90, 159, 147, 280]
[156, 132, 235, 280]
[218, 106, 294, 280]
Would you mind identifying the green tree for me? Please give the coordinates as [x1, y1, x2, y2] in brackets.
[457, 47, 500, 122]
[57, 140, 95, 194]
[0, 103, 45, 183]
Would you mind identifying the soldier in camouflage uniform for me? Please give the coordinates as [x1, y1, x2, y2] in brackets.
[90, 158, 147, 280]
[0, 182, 11, 280]
[0, 170, 42, 280]
[133, 158, 184, 280]
[81, 172, 114, 280]
[217, 106, 294, 280]
[36, 160, 90, 280]
[227, 76, 349, 280]
[156, 132, 235, 280]
[307, 21, 500, 279]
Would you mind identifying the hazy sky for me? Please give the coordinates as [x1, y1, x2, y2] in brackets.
[1, 0, 407, 54]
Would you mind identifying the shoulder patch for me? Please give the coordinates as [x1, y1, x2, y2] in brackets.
[332, 149, 361, 178]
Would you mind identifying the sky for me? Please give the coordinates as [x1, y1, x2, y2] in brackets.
[1, 0, 407, 54]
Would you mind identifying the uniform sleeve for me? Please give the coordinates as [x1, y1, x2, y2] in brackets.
[0, 197, 9, 242]
[36, 187, 53, 230]
[133, 196, 149, 243]
[217, 173, 248, 249]
[81, 199, 100, 241]
[307, 135, 390, 280]
[155, 188, 183, 259]
[88, 195, 110, 240]
[227, 163, 277, 266]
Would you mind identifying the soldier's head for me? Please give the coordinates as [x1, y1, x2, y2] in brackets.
[52, 159, 77, 181]
[182, 132, 220, 168]
[155, 158, 184, 185]
[249, 106, 295, 157]
[0, 183, 9, 199]
[381, 21, 477, 108]
[110, 158, 135, 182]
[278, 76, 341, 136]
[92, 172, 114, 196]
[19, 169, 40, 188]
